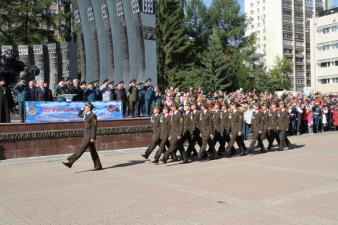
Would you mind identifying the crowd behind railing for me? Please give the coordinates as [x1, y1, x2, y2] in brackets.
[0, 76, 337, 136]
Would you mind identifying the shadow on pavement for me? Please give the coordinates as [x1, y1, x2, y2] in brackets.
[248, 144, 306, 156]
[104, 160, 147, 169]
[74, 160, 147, 173]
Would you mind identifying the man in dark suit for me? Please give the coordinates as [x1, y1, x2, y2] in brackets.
[35, 80, 48, 101]
[26, 80, 36, 101]
[62, 102, 102, 170]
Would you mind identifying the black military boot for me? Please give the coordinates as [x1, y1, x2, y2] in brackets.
[62, 162, 72, 168]
[141, 153, 149, 159]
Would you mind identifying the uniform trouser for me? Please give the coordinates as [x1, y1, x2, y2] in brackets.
[128, 101, 136, 117]
[18, 101, 25, 122]
[145, 131, 161, 156]
[223, 130, 236, 154]
[154, 133, 170, 161]
[164, 133, 187, 162]
[212, 130, 225, 153]
[67, 137, 102, 169]
[227, 130, 246, 154]
[268, 129, 280, 148]
[278, 130, 292, 150]
[144, 99, 153, 116]
[182, 130, 196, 155]
[187, 129, 201, 157]
[198, 131, 215, 159]
[249, 132, 265, 151]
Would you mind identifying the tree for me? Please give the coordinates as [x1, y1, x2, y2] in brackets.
[156, 0, 192, 88]
[207, 0, 248, 91]
[0, 0, 56, 45]
[201, 30, 232, 92]
[185, 0, 210, 66]
[268, 57, 293, 91]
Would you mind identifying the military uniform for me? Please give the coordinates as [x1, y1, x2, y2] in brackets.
[212, 108, 225, 155]
[187, 109, 202, 157]
[143, 113, 161, 158]
[226, 108, 247, 156]
[277, 108, 293, 150]
[64, 103, 102, 170]
[221, 108, 236, 155]
[249, 109, 265, 152]
[268, 108, 281, 149]
[198, 109, 216, 159]
[182, 109, 196, 156]
[153, 113, 171, 163]
[163, 111, 188, 163]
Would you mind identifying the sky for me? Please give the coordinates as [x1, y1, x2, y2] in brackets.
[203, 0, 338, 13]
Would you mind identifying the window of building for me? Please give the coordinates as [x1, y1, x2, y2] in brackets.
[320, 62, 328, 68]
[321, 79, 329, 84]
[332, 78, 338, 83]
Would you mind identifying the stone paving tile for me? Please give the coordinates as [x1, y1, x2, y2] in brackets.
[0, 132, 337, 225]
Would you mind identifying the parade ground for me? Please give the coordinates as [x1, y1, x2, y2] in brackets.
[0, 132, 338, 225]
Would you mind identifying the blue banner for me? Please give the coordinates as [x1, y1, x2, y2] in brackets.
[25, 101, 122, 123]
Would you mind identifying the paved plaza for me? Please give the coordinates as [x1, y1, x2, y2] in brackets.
[0, 132, 338, 225]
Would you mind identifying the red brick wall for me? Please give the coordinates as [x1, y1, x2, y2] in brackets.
[0, 118, 152, 160]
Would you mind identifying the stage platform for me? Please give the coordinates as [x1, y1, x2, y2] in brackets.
[0, 118, 152, 160]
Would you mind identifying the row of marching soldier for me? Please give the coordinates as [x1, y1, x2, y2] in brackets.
[141, 100, 294, 164]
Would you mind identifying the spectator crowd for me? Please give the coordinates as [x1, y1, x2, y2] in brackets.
[0, 76, 337, 137]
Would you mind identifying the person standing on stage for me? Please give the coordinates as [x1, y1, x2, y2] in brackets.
[62, 102, 102, 170]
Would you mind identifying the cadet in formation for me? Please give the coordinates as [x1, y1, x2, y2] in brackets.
[142, 99, 295, 165]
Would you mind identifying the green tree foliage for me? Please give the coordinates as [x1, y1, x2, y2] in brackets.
[0, 0, 56, 45]
[185, 0, 210, 66]
[207, 0, 250, 91]
[156, 0, 192, 88]
[201, 30, 232, 92]
[268, 57, 293, 91]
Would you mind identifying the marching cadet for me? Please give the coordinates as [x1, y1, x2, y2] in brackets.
[197, 101, 216, 160]
[277, 102, 294, 150]
[260, 101, 270, 144]
[225, 102, 247, 156]
[141, 105, 161, 159]
[153, 105, 172, 163]
[162, 101, 188, 164]
[182, 102, 195, 157]
[187, 101, 201, 158]
[221, 102, 236, 156]
[62, 102, 102, 170]
[248, 101, 266, 153]
[268, 101, 281, 150]
[212, 101, 225, 157]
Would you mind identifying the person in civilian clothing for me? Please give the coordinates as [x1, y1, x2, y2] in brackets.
[14, 78, 27, 122]
[144, 78, 154, 117]
[137, 82, 145, 116]
[35, 80, 48, 101]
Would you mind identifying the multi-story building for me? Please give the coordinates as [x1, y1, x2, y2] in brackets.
[310, 7, 338, 92]
[245, 0, 326, 91]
